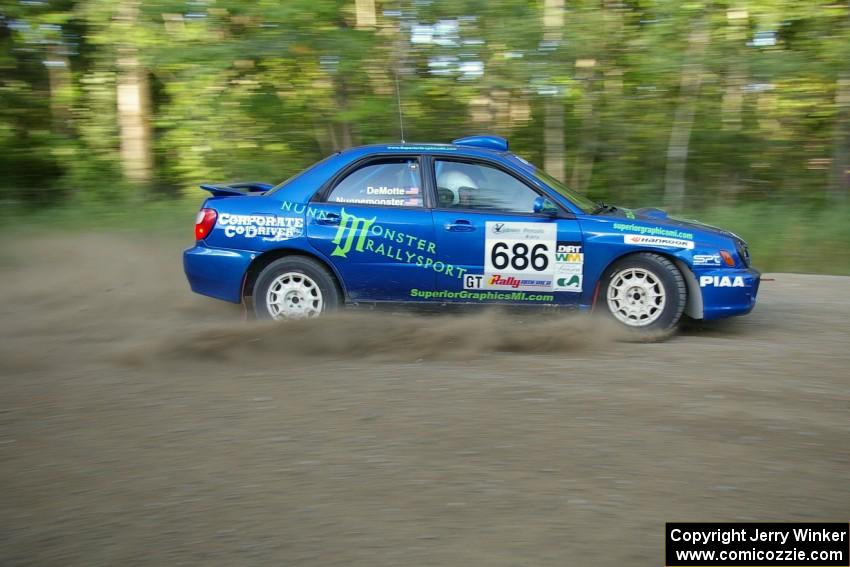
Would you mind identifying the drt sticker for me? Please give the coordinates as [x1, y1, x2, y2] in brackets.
[553, 242, 583, 292]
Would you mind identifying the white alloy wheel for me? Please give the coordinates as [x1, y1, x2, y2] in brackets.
[606, 267, 667, 327]
[265, 272, 324, 320]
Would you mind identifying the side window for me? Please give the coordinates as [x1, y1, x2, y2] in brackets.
[327, 158, 423, 207]
[435, 160, 540, 213]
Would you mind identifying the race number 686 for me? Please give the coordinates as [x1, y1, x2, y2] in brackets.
[490, 242, 549, 272]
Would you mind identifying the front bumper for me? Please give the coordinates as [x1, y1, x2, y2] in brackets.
[699, 267, 761, 320]
[183, 243, 255, 303]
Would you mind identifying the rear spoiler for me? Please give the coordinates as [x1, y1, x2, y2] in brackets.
[199, 181, 274, 197]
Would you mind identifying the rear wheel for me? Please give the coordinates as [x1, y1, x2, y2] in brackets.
[253, 257, 341, 320]
[601, 253, 686, 338]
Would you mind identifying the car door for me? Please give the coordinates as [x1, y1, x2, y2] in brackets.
[429, 157, 585, 305]
[306, 155, 436, 301]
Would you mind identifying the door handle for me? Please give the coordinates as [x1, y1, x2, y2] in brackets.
[316, 213, 341, 226]
[444, 220, 475, 232]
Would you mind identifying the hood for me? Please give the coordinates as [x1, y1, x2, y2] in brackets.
[606, 206, 752, 266]
[628, 207, 735, 240]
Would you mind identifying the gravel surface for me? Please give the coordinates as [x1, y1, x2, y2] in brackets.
[1, 234, 848, 566]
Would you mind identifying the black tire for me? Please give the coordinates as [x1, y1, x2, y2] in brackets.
[600, 252, 687, 339]
[253, 256, 341, 320]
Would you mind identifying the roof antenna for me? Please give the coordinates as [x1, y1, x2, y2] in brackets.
[394, 70, 406, 143]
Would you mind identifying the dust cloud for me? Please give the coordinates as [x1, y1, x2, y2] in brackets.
[0, 232, 617, 369]
[146, 310, 619, 364]
[1, 233, 848, 566]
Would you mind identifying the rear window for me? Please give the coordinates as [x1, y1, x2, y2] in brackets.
[326, 158, 423, 207]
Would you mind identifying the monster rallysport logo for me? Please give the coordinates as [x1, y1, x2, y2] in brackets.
[331, 210, 376, 257]
[327, 208, 468, 280]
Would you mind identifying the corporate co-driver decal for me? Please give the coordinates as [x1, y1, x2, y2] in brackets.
[463, 222, 583, 293]
[218, 213, 304, 242]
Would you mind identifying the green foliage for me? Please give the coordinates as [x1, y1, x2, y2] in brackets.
[695, 204, 850, 275]
[1, 0, 849, 274]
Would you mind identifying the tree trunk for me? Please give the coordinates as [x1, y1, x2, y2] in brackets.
[354, 0, 376, 29]
[328, 79, 354, 151]
[115, 1, 152, 186]
[571, 60, 598, 191]
[663, 21, 709, 213]
[542, 0, 565, 181]
[46, 43, 71, 134]
[544, 98, 566, 182]
[830, 75, 850, 204]
[117, 55, 153, 185]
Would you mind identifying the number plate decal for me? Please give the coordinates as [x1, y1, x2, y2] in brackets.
[480, 222, 557, 291]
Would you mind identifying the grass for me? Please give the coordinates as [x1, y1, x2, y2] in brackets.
[693, 204, 850, 276]
[0, 197, 200, 240]
[2, 198, 848, 276]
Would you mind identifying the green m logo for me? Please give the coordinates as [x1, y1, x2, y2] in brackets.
[331, 208, 377, 258]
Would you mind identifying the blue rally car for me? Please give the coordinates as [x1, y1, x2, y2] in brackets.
[184, 135, 759, 336]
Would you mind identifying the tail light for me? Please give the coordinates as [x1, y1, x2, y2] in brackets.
[195, 208, 217, 240]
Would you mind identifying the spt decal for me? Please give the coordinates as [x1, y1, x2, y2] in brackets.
[693, 254, 722, 266]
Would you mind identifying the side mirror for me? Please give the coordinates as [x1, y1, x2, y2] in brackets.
[533, 196, 559, 217]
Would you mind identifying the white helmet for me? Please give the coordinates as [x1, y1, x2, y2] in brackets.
[437, 170, 477, 206]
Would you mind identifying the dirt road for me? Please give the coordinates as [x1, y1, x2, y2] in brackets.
[1, 233, 848, 566]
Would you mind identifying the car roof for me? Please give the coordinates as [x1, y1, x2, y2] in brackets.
[336, 135, 515, 162]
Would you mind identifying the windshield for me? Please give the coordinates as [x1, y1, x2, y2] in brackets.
[531, 167, 597, 214]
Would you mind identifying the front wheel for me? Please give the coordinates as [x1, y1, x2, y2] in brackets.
[253, 256, 341, 320]
[601, 252, 686, 338]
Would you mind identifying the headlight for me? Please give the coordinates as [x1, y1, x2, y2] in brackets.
[734, 239, 751, 267]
